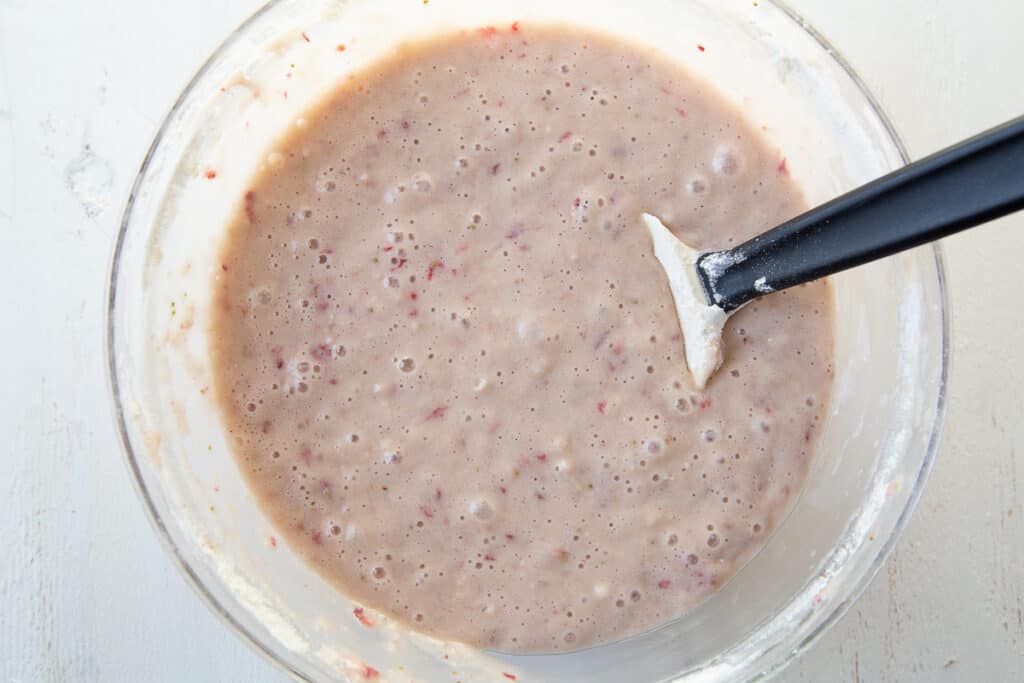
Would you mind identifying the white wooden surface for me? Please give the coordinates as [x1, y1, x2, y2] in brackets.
[1, 1, 1022, 680]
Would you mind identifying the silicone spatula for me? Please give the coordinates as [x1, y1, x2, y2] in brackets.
[645, 114, 1024, 388]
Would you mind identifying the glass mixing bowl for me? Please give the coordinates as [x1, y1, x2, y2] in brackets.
[107, 0, 949, 680]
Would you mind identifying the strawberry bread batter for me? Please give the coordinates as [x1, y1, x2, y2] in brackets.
[210, 24, 833, 653]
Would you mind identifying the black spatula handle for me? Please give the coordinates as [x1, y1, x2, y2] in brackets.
[698, 114, 1024, 312]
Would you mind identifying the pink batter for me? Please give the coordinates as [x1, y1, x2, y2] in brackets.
[210, 24, 833, 653]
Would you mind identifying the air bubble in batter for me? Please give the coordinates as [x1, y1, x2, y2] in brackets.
[468, 497, 496, 522]
[686, 176, 708, 193]
[711, 146, 742, 176]
[412, 172, 433, 192]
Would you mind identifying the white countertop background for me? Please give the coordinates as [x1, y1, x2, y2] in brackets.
[1, 1, 1022, 680]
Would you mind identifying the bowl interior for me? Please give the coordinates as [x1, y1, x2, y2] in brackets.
[109, 1, 946, 681]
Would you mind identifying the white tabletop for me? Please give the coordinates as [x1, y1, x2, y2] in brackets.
[1, 1, 1022, 680]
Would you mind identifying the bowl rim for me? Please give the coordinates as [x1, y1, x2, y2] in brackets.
[105, 1, 313, 679]
[743, 4, 950, 678]
[105, 1, 950, 680]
